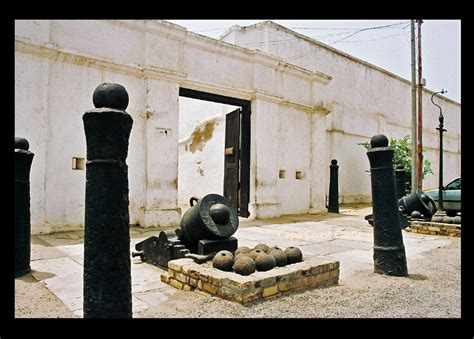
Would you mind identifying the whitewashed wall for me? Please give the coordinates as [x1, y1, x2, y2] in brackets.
[17, 20, 458, 234]
[15, 20, 332, 233]
[221, 21, 461, 202]
[178, 97, 239, 213]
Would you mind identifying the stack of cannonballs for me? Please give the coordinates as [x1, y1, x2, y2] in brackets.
[212, 244, 303, 276]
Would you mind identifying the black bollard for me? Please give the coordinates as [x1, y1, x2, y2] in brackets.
[15, 137, 34, 278]
[327, 159, 339, 213]
[367, 135, 408, 277]
[83, 83, 133, 318]
[395, 164, 406, 199]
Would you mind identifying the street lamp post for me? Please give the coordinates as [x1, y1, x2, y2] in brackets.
[431, 89, 447, 222]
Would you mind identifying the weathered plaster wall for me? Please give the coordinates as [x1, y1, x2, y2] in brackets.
[177, 97, 238, 213]
[222, 21, 461, 202]
[15, 20, 331, 233]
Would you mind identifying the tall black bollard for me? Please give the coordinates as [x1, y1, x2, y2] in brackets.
[15, 137, 34, 278]
[367, 134, 408, 277]
[327, 159, 339, 213]
[83, 83, 133, 318]
[395, 164, 406, 199]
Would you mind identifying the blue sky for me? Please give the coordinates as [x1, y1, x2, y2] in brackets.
[167, 20, 460, 103]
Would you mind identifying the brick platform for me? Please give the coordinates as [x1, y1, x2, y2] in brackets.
[161, 256, 340, 304]
[405, 221, 461, 237]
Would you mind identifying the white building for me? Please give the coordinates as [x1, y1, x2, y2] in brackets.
[15, 20, 461, 234]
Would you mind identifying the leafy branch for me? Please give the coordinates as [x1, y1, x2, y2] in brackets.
[359, 135, 433, 190]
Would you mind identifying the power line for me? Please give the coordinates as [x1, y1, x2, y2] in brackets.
[187, 21, 411, 63]
[286, 31, 406, 62]
[235, 21, 409, 48]
[330, 21, 409, 44]
[326, 33, 402, 44]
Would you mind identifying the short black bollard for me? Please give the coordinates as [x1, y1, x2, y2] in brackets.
[367, 134, 408, 277]
[83, 83, 133, 318]
[327, 159, 339, 213]
[15, 137, 34, 278]
[395, 164, 406, 199]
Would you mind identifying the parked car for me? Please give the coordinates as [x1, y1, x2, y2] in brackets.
[425, 177, 461, 216]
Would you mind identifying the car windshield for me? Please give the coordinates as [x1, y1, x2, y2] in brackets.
[446, 178, 461, 190]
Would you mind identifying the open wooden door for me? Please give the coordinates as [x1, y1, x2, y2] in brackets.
[224, 107, 250, 217]
[224, 109, 240, 210]
[179, 87, 251, 218]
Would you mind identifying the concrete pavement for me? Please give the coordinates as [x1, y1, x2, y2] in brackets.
[14, 204, 460, 318]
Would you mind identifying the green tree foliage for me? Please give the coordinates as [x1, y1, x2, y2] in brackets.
[359, 135, 433, 191]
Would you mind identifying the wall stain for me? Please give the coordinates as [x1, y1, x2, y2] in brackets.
[169, 178, 178, 189]
[313, 104, 331, 115]
[197, 167, 204, 176]
[187, 120, 216, 153]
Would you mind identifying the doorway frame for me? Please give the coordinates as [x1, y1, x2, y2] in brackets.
[179, 87, 251, 217]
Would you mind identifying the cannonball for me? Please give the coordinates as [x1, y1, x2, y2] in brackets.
[284, 247, 303, 264]
[253, 244, 270, 252]
[248, 249, 265, 260]
[233, 256, 256, 276]
[209, 203, 230, 225]
[268, 248, 288, 267]
[234, 253, 254, 262]
[255, 253, 276, 271]
[442, 216, 454, 224]
[266, 246, 283, 253]
[234, 246, 251, 257]
[411, 210, 423, 219]
[453, 216, 461, 224]
[212, 250, 234, 271]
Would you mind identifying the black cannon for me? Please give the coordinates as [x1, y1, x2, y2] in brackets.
[133, 194, 239, 269]
[366, 188, 437, 227]
[398, 189, 437, 220]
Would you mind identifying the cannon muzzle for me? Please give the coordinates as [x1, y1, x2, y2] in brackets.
[398, 189, 437, 219]
[179, 194, 239, 251]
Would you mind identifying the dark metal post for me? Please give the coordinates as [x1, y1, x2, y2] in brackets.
[431, 90, 447, 222]
[15, 137, 34, 278]
[328, 159, 339, 213]
[83, 83, 133, 318]
[395, 164, 406, 199]
[416, 19, 424, 190]
[367, 134, 408, 277]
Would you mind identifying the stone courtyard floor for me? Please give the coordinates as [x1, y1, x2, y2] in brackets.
[14, 204, 461, 318]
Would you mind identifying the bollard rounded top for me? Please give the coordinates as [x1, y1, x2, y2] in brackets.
[370, 134, 388, 148]
[331, 159, 338, 165]
[92, 83, 129, 110]
[15, 137, 29, 150]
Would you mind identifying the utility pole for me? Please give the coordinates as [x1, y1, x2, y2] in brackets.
[410, 20, 418, 192]
[417, 19, 424, 190]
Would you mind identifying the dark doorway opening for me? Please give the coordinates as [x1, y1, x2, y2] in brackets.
[179, 88, 251, 217]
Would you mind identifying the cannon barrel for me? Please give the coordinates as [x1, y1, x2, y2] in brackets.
[133, 194, 239, 268]
[178, 194, 239, 248]
[398, 189, 436, 219]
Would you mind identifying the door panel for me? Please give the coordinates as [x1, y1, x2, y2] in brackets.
[239, 105, 251, 217]
[224, 109, 241, 210]
[179, 87, 251, 218]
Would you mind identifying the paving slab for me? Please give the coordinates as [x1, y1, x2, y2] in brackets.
[31, 237, 67, 261]
[15, 205, 460, 318]
[31, 257, 83, 313]
[298, 242, 354, 256]
[134, 287, 180, 306]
